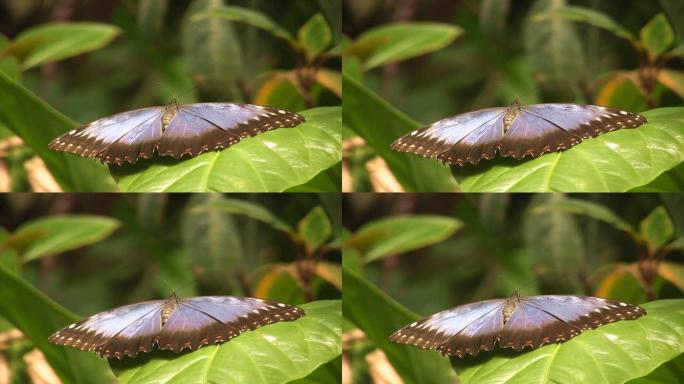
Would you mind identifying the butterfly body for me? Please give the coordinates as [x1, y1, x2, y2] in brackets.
[48, 102, 305, 165]
[390, 102, 646, 166]
[48, 293, 305, 358]
[390, 293, 645, 357]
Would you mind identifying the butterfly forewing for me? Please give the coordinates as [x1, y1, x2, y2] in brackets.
[389, 299, 505, 357]
[48, 300, 165, 357]
[48, 107, 164, 164]
[48, 103, 305, 165]
[390, 108, 505, 161]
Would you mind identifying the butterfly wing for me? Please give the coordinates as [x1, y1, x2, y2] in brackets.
[156, 103, 305, 158]
[390, 108, 506, 165]
[390, 299, 506, 357]
[500, 104, 646, 159]
[48, 107, 164, 165]
[48, 300, 165, 358]
[499, 295, 646, 351]
[156, 296, 304, 352]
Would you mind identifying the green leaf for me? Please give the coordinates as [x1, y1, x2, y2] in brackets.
[342, 266, 458, 383]
[110, 106, 341, 192]
[0, 264, 112, 383]
[182, 195, 243, 289]
[189, 198, 294, 234]
[455, 108, 684, 192]
[628, 353, 684, 384]
[458, 300, 684, 384]
[342, 74, 457, 192]
[350, 215, 463, 263]
[352, 22, 463, 69]
[524, 0, 586, 92]
[6, 22, 120, 70]
[533, 198, 637, 235]
[298, 14, 332, 61]
[669, 44, 684, 58]
[298, 206, 332, 253]
[112, 300, 341, 384]
[534, 5, 636, 42]
[198, 5, 294, 43]
[524, 194, 585, 291]
[182, 0, 244, 100]
[137, 0, 168, 38]
[286, 162, 342, 192]
[640, 13, 674, 60]
[639, 206, 674, 254]
[7, 215, 120, 263]
[0, 71, 115, 191]
[289, 356, 341, 384]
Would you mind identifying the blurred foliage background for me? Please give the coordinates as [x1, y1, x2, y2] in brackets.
[342, 0, 684, 192]
[0, 193, 341, 382]
[342, 193, 684, 383]
[0, 0, 342, 192]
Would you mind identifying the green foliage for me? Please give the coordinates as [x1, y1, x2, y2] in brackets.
[347, 215, 463, 263]
[0, 195, 341, 383]
[112, 300, 342, 384]
[343, 1, 684, 191]
[0, 2, 341, 192]
[2, 215, 121, 263]
[342, 194, 684, 383]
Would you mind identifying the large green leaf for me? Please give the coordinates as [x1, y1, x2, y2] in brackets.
[349, 215, 463, 263]
[342, 266, 458, 383]
[342, 74, 457, 191]
[7, 215, 121, 263]
[533, 198, 636, 234]
[3, 22, 121, 70]
[0, 71, 115, 191]
[455, 108, 684, 192]
[0, 264, 112, 384]
[110, 106, 341, 192]
[182, 0, 244, 99]
[112, 300, 341, 384]
[457, 300, 684, 384]
[350, 22, 463, 69]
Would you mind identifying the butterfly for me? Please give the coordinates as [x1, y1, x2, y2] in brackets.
[390, 101, 647, 166]
[390, 292, 646, 357]
[48, 293, 305, 359]
[48, 101, 305, 166]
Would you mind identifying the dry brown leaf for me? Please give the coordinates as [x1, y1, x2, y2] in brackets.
[24, 157, 62, 192]
[24, 349, 61, 384]
[342, 353, 352, 384]
[367, 157, 404, 192]
[366, 349, 403, 384]
[342, 159, 353, 192]
[0, 137, 24, 156]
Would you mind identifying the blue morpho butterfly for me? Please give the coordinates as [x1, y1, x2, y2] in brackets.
[390, 292, 646, 357]
[48, 101, 305, 166]
[390, 100, 647, 166]
[48, 293, 304, 359]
